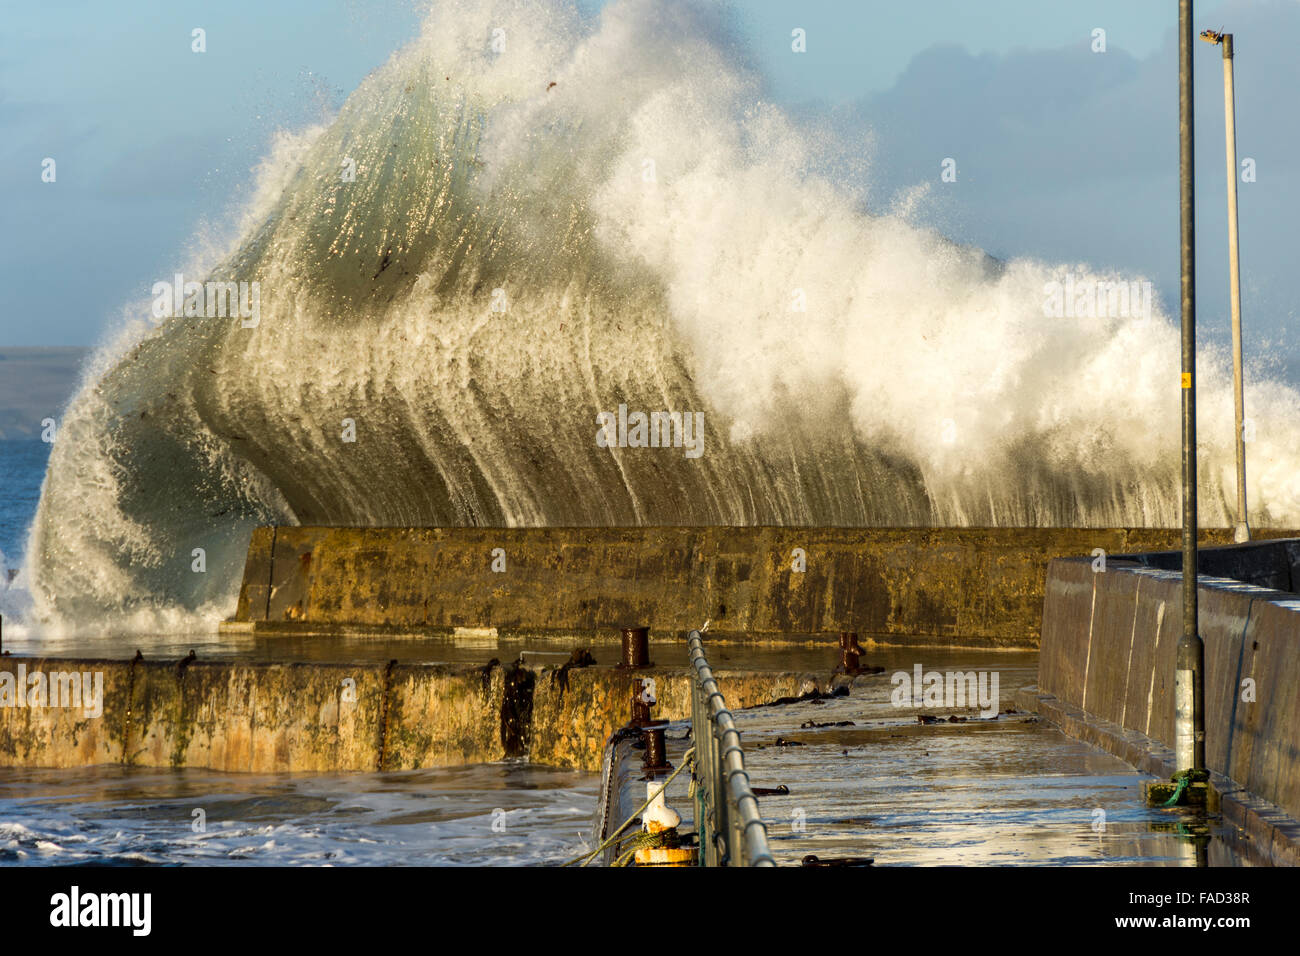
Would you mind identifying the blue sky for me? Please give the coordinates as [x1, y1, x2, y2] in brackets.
[4, 0, 1295, 380]
[734, 0, 1229, 99]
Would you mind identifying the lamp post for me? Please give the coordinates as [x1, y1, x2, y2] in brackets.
[1177, 0, 1206, 778]
[1201, 29, 1250, 543]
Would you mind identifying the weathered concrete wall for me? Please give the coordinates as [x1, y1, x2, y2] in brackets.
[0, 655, 817, 773]
[0, 657, 496, 772]
[529, 667, 820, 772]
[227, 526, 1290, 648]
[1038, 553, 1300, 823]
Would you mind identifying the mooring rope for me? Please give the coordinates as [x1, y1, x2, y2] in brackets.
[1162, 775, 1190, 807]
[610, 830, 676, 867]
[560, 747, 695, 867]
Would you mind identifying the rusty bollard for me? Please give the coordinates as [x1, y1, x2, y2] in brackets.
[628, 675, 672, 774]
[618, 626, 652, 668]
[642, 725, 673, 775]
[629, 677, 655, 727]
[837, 631, 865, 675]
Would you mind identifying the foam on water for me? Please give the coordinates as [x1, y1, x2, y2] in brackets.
[20, 0, 1300, 632]
[0, 764, 598, 867]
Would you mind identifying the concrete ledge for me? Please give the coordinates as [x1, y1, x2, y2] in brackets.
[1113, 537, 1300, 592]
[224, 526, 1292, 648]
[0, 654, 820, 774]
[1017, 686, 1300, 866]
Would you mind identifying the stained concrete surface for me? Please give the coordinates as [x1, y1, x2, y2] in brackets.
[226, 527, 1294, 648]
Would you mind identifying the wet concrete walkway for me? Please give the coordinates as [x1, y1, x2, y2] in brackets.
[628, 648, 1251, 866]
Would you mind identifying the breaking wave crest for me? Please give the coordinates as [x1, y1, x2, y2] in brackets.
[22, 0, 1300, 630]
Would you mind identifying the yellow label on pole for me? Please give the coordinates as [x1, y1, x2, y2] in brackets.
[1181, 372, 1192, 389]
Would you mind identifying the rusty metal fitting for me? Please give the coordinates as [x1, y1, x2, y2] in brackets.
[618, 625, 652, 668]
[642, 726, 673, 774]
[630, 677, 654, 727]
[837, 631, 864, 675]
[634, 845, 698, 867]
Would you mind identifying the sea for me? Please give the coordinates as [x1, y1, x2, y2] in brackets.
[0, 440, 601, 867]
[0, 440, 47, 579]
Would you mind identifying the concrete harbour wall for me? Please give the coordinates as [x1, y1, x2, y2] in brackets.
[1112, 537, 1300, 592]
[225, 526, 1287, 648]
[0, 655, 819, 774]
[1037, 543, 1300, 825]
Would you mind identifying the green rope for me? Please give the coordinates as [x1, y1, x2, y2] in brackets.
[1162, 775, 1190, 807]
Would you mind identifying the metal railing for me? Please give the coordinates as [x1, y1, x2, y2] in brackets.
[688, 629, 776, 867]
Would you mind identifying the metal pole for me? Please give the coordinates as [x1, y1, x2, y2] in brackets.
[1221, 35, 1250, 543]
[1177, 0, 1206, 775]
